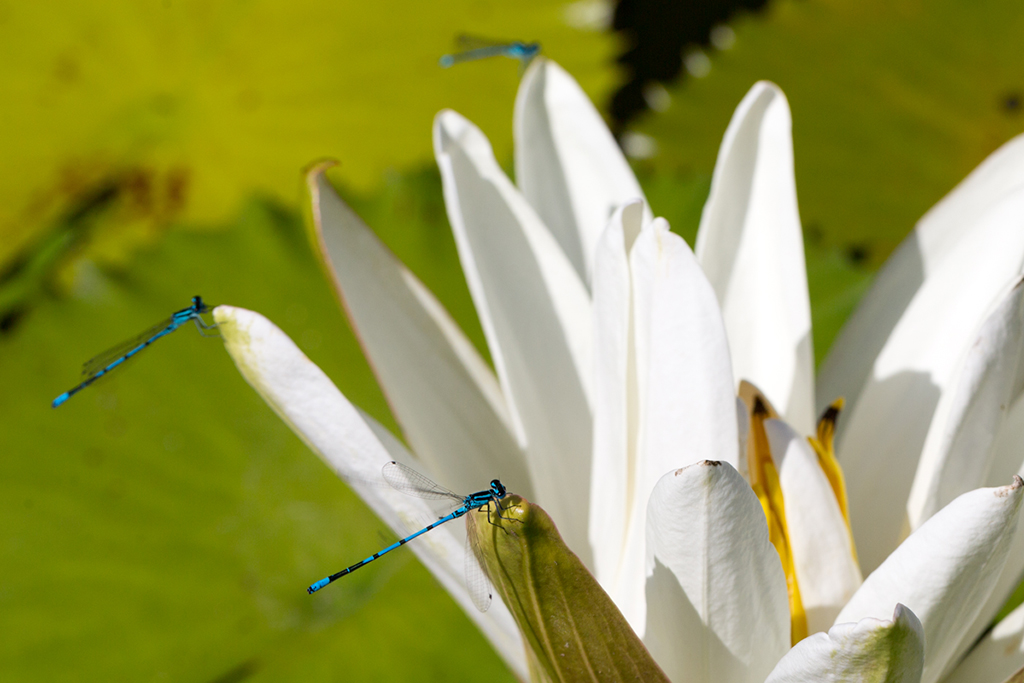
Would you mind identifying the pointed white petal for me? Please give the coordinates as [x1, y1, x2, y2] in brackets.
[589, 201, 644, 601]
[213, 305, 526, 677]
[946, 602, 1024, 683]
[839, 188, 1024, 572]
[766, 418, 862, 634]
[834, 478, 1024, 683]
[908, 277, 1024, 527]
[608, 218, 740, 631]
[515, 58, 650, 286]
[644, 461, 790, 683]
[305, 165, 532, 499]
[818, 132, 1024, 421]
[632, 220, 739, 474]
[696, 81, 814, 435]
[914, 133, 1024, 267]
[954, 520, 1024, 681]
[434, 110, 594, 563]
[947, 418, 1024, 678]
[766, 604, 924, 683]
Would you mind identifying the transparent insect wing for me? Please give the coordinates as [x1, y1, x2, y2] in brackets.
[381, 461, 463, 502]
[81, 317, 176, 378]
[452, 45, 509, 64]
[455, 33, 504, 49]
[465, 532, 494, 612]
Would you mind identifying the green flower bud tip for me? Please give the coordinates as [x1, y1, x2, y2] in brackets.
[469, 495, 669, 683]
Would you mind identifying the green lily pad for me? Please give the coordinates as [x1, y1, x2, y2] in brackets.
[639, 0, 1024, 261]
[632, 0, 1024, 360]
[0, 0, 615, 274]
[0, 197, 514, 681]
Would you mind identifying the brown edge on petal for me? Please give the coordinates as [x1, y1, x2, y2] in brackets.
[302, 158, 340, 256]
[301, 161, 415, 443]
[998, 475, 1024, 497]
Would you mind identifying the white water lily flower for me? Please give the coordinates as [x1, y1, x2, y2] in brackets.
[218, 58, 1024, 683]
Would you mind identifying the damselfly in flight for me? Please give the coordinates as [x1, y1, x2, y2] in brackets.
[52, 296, 216, 408]
[307, 461, 509, 611]
[439, 34, 540, 71]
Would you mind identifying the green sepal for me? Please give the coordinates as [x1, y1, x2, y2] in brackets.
[469, 495, 670, 683]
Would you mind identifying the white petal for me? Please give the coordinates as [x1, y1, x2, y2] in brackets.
[947, 415, 1024, 678]
[818, 132, 1024, 421]
[589, 201, 644, 603]
[908, 277, 1024, 527]
[515, 58, 650, 286]
[434, 110, 594, 563]
[766, 418, 862, 634]
[305, 165, 532, 499]
[696, 81, 815, 435]
[213, 305, 526, 677]
[989, 394, 1024, 486]
[608, 218, 740, 631]
[955, 522, 1024, 680]
[945, 601, 1024, 683]
[632, 220, 739, 474]
[834, 478, 1024, 683]
[839, 188, 1024, 572]
[644, 461, 790, 683]
[766, 604, 924, 683]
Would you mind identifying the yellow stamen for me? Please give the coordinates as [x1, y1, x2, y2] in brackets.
[806, 397, 858, 564]
[739, 379, 780, 418]
[747, 396, 808, 645]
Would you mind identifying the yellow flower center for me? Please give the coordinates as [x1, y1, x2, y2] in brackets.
[740, 385, 857, 645]
[807, 397, 858, 565]
[745, 393, 807, 644]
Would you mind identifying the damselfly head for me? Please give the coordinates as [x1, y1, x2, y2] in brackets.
[509, 42, 540, 58]
[490, 479, 507, 498]
[192, 295, 208, 312]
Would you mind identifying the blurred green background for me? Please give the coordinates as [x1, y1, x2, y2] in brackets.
[1, 0, 1022, 680]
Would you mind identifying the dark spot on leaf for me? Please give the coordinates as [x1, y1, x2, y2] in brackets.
[207, 659, 259, 683]
[123, 169, 154, 215]
[54, 54, 80, 84]
[804, 222, 824, 245]
[0, 307, 26, 335]
[166, 167, 189, 214]
[610, 0, 771, 135]
[64, 182, 120, 225]
[846, 243, 870, 265]
[1001, 91, 1022, 116]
